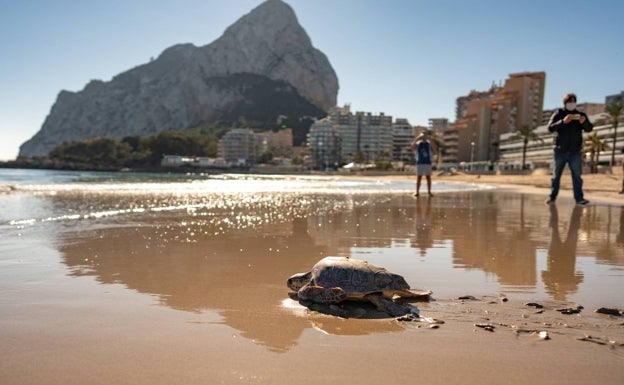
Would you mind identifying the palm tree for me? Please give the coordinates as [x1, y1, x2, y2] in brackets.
[606, 102, 623, 166]
[512, 124, 543, 170]
[584, 133, 607, 173]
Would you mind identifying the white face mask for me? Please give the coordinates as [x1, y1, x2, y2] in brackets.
[565, 102, 576, 111]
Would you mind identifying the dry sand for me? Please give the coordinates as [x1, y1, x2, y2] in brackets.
[434, 167, 624, 205]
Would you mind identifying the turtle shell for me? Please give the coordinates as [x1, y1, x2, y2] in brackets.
[309, 256, 411, 298]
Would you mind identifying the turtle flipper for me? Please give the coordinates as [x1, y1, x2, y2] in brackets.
[298, 285, 346, 303]
[366, 293, 411, 316]
[395, 289, 432, 301]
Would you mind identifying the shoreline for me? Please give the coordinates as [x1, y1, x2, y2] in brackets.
[2, 165, 622, 206]
[368, 168, 624, 206]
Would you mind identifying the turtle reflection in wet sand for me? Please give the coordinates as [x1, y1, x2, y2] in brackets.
[287, 256, 432, 317]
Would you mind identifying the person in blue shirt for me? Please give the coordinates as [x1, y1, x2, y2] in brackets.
[409, 130, 435, 197]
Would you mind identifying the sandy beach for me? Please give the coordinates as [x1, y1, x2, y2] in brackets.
[396, 166, 624, 206]
[0, 169, 623, 385]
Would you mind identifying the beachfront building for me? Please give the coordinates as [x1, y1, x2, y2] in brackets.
[440, 119, 479, 167]
[455, 88, 497, 122]
[452, 71, 546, 163]
[262, 128, 294, 157]
[161, 155, 228, 168]
[498, 112, 622, 169]
[428, 118, 449, 133]
[219, 128, 267, 165]
[329, 106, 393, 163]
[578, 103, 606, 116]
[541, 108, 556, 125]
[392, 118, 414, 162]
[307, 118, 341, 169]
[606, 90, 624, 106]
[439, 125, 460, 165]
[541, 103, 605, 125]
[307, 105, 418, 167]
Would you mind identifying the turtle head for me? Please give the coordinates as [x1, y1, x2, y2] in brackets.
[287, 271, 312, 291]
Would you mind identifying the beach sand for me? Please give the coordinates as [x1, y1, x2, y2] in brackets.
[1, 170, 623, 385]
[393, 166, 624, 206]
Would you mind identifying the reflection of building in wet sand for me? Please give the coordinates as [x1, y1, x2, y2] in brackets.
[592, 205, 624, 266]
[437, 193, 539, 287]
[408, 194, 618, 298]
[304, 193, 544, 289]
[305, 195, 422, 250]
[58, 191, 623, 352]
[60, 201, 426, 352]
[303, 192, 602, 293]
[61, 212, 329, 353]
[617, 208, 624, 261]
[250, 193, 617, 298]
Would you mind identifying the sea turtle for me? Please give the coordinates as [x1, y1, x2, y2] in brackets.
[287, 256, 432, 317]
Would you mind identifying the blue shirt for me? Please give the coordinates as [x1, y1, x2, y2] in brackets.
[415, 141, 433, 165]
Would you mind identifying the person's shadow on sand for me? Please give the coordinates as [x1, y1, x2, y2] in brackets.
[541, 204, 584, 301]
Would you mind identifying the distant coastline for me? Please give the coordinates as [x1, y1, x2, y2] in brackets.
[0, 158, 238, 174]
[0, 157, 404, 176]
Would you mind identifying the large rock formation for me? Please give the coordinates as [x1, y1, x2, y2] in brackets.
[20, 0, 338, 157]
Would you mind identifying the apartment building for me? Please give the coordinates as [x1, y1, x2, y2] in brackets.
[309, 105, 421, 168]
[498, 112, 618, 168]
[219, 128, 267, 165]
[428, 118, 449, 132]
[606, 90, 624, 106]
[455, 88, 498, 121]
[329, 106, 393, 163]
[505, 71, 545, 130]
[263, 128, 293, 157]
[542, 103, 605, 125]
[392, 118, 415, 162]
[307, 118, 341, 169]
[449, 71, 546, 163]
[440, 119, 479, 166]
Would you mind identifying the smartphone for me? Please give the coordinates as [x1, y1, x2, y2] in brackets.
[570, 114, 581, 120]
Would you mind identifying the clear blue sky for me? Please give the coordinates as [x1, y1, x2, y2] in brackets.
[1, 0, 622, 160]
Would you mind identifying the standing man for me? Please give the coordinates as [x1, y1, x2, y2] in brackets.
[546, 93, 593, 205]
[410, 130, 435, 197]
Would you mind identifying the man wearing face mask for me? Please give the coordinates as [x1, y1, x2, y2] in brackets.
[545, 93, 593, 205]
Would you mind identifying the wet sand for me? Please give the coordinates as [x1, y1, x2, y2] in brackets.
[1, 172, 623, 385]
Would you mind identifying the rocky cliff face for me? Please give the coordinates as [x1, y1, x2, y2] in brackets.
[20, 0, 338, 157]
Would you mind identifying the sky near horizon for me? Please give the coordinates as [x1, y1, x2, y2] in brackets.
[1, 0, 623, 160]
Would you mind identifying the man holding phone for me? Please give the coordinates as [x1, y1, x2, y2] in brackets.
[545, 93, 593, 205]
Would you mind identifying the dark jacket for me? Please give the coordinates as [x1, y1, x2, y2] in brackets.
[548, 108, 593, 153]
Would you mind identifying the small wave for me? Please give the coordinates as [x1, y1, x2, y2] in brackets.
[9, 207, 150, 226]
